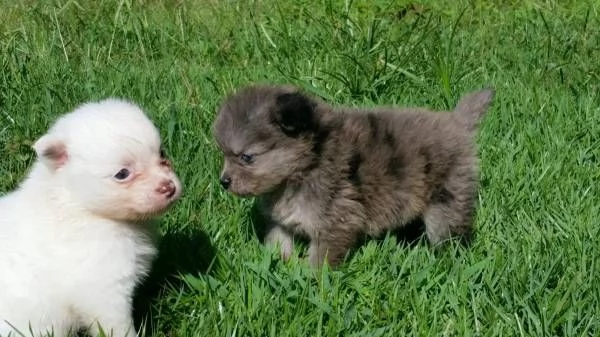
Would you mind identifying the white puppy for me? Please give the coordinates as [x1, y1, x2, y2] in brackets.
[0, 99, 182, 337]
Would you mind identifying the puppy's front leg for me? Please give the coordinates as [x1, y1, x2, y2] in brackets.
[89, 315, 136, 337]
[80, 298, 137, 337]
[264, 223, 294, 261]
[308, 229, 358, 268]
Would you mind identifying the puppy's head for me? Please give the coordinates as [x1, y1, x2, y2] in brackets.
[33, 99, 182, 221]
[213, 85, 324, 197]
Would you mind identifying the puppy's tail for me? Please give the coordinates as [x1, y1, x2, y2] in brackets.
[453, 88, 495, 132]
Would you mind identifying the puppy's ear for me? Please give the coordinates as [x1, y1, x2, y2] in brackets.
[33, 134, 68, 170]
[273, 92, 316, 136]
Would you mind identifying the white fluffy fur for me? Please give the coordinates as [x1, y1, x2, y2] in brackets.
[0, 99, 181, 337]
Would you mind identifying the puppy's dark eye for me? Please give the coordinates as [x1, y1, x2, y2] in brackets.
[240, 154, 254, 164]
[160, 148, 166, 158]
[114, 168, 131, 180]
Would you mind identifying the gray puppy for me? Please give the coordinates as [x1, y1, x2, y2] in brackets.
[213, 84, 494, 267]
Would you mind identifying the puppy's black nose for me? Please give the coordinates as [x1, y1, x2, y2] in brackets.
[220, 175, 232, 190]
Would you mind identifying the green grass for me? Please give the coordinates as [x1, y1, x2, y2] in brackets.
[1, 0, 600, 336]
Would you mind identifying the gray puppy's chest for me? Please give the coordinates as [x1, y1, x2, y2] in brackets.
[263, 186, 322, 236]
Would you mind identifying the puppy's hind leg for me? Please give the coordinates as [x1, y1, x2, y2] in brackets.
[423, 201, 473, 245]
[423, 167, 477, 245]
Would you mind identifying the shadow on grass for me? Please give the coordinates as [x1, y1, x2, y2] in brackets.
[132, 230, 216, 334]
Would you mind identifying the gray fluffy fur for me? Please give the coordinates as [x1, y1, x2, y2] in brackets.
[213, 84, 494, 267]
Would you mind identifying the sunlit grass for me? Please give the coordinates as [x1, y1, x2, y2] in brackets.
[1, 0, 599, 336]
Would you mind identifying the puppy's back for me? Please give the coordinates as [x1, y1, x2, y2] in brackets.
[316, 95, 489, 232]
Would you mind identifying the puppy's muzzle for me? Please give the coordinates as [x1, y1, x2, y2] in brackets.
[156, 180, 177, 198]
[220, 175, 232, 190]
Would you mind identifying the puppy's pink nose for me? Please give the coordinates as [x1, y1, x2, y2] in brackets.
[156, 180, 176, 198]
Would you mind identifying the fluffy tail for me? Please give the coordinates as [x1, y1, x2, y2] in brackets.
[453, 88, 495, 132]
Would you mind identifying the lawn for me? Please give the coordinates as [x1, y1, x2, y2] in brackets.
[1, 0, 599, 336]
